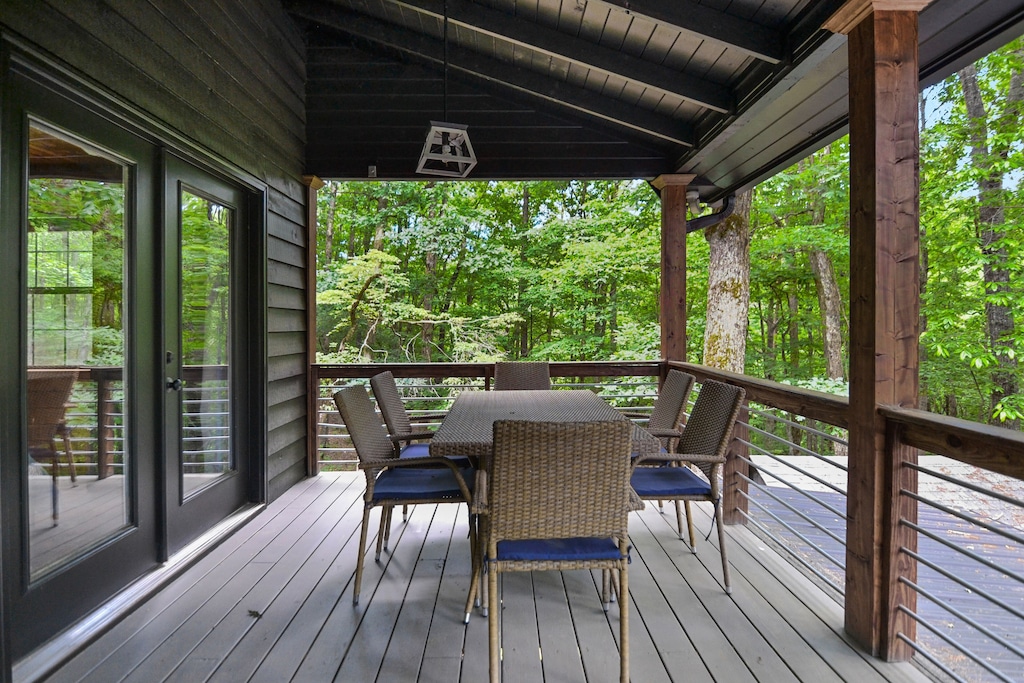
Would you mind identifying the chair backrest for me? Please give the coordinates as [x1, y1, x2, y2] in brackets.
[369, 371, 412, 438]
[493, 361, 551, 391]
[333, 385, 397, 463]
[26, 370, 78, 451]
[676, 380, 745, 476]
[647, 369, 696, 431]
[488, 420, 632, 541]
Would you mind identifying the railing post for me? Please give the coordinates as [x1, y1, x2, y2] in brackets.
[723, 401, 750, 525]
[882, 418, 918, 659]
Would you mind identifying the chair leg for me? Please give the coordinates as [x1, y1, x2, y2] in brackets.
[488, 566, 500, 683]
[354, 506, 372, 605]
[602, 569, 611, 611]
[383, 505, 394, 551]
[50, 451, 59, 526]
[464, 513, 479, 623]
[684, 501, 697, 553]
[619, 562, 629, 683]
[375, 507, 388, 561]
[62, 427, 76, 485]
[715, 500, 732, 594]
[402, 503, 409, 522]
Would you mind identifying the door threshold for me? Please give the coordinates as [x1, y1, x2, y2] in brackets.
[13, 503, 265, 683]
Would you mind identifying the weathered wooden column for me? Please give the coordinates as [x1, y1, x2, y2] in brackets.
[825, 0, 924, 659]
[302, 175, 325, 476]
[653, 174, 695, 364]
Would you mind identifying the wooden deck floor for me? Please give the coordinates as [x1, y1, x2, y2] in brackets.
[40, 472, 932, 683]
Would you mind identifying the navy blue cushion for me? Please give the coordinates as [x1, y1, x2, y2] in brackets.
[631, 466, 711, 498]
[372, 466, 475, 502]
[496, 537, 624, 562]
[399, 443, 473, 468]
[399, 443, 432, 458]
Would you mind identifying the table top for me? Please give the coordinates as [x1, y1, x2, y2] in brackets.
[430, 389, 660, 459]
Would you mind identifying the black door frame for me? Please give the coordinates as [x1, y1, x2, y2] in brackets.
[0, 46, 267, 674]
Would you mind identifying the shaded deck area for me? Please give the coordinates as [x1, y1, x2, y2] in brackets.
[42, 472, 931, 683]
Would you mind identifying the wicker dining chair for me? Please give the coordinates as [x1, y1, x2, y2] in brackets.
[369, 371, 448, 459]
[485, 419, 633, 683]
[27, 369, 79, 525]
[630, 379, 745, 593]
[333, 385, 476, 605]
[492, 361, 551, 391]
[643, 369, 696, 450]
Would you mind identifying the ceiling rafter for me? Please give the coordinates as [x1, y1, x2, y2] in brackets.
[592, 0, 785, 64]
[288, 0, 694, 147]
[339, 0, 733, 113]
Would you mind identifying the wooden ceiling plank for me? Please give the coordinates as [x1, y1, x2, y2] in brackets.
[290, 1, 694, 146]
[345, 0, 732, 113]
[593, 0, 785, 64]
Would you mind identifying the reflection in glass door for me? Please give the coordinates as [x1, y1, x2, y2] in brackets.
[179, 192, 233, 497]
[25, 123, 131, 581]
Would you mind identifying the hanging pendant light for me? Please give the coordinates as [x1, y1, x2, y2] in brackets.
[417, 0, 476, 178]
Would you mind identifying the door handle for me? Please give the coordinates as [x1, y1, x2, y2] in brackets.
[166, 377, 184, 392]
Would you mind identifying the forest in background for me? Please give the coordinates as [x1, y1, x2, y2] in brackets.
[315, 39, 1024, 429]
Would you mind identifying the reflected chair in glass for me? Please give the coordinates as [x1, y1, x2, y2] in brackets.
[492, 361, 551, 391]
[333, 385, 475, 605]
[27, 369, 79, 526]
[630, 379, 745, 593]
[484, 420, 633, 683]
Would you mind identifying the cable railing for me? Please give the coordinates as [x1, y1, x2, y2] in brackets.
[311, 361, 665, 469]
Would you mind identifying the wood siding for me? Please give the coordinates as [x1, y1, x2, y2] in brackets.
[0, 0, 310, 501]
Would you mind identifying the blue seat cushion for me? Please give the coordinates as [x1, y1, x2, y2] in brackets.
[399, 443, 473, 468]
[495, 537, 624, 562]
[372, 466, 475, 502]
[631, 466, 711, 498]
[399, 443, 432, 458]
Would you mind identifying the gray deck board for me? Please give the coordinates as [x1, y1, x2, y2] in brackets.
[39, 472, 933, 683]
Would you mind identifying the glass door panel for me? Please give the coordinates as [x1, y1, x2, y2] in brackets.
[163, 156, 250, 555]
[179, 192, 233, 497]
[25, 123, 132, 581]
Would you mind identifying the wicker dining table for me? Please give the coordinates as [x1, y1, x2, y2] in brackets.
[429, 389, 661, 462]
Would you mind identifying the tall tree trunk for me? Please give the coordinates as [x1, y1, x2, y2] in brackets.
[420, 189, 443, 361]
[322, 182, 339, 264]
[960, 62, 1021, 427]
[808, 250, 845, 380]
[519, 186, 530, 357]
[702, 189, 752, 374]
[787, 292, 799, 372]
[373, 195, 386, 252]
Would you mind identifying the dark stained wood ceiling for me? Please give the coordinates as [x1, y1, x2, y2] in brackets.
[288, 0, 1024, 203]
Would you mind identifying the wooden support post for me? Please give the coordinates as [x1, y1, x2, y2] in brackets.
[722, 401, 750, 525]
[302, 175, 325, 476]
[825, 0, 924, 659]
[653, 174, 695, 362]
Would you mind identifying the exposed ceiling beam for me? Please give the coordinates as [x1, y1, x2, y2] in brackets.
[593, 0, 785, 64]
[354, 0, 732, 113]
[288, 1, 694, 147]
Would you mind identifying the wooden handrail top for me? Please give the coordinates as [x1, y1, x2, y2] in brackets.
[880, 405, 1024, 481]
[313, 360, 662, 380]
[669, 361, 849, 429]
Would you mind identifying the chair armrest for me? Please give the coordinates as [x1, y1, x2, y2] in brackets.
[644, 427, 681, 440]
[631, 452, 725, 468]
[409, 411, 447, 422]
